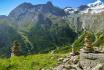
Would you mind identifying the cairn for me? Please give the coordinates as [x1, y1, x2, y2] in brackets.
[83, 31, 94, 53]
[79, 32, 104, 70]
[11, 41, 21, 56]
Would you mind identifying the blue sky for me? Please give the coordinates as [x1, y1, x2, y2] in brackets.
[0, 0, 102, 15]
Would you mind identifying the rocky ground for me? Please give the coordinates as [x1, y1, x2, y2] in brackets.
[53, 47, 104, 70]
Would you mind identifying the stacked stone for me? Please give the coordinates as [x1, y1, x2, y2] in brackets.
[11, 41, 21, 56]
[80, 32, 104, 70]
[83, 32, 94, 53]
[80, 51, 104, 70]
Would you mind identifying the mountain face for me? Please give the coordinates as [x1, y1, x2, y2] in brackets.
[8, 2, 66, 24]
[0, 20, 24, 57]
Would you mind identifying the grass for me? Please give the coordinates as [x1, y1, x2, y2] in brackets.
[0, 54, 67, 70]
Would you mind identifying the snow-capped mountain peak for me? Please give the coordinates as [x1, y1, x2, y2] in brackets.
[81, 0, 104, 14]
[64, 7, 78, 14]
[65, 0, 104, 14]
[88, 0, 103, 7]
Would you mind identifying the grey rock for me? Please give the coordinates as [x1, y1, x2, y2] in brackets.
[80, 49, 104, 70]
[92, 64, 104, 70]
[63, 58, 70, 63]
[70, 56, 79, 64]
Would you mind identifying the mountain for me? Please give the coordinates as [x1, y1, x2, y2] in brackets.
[64, 7, 78, 14]
[8, 2, 66, 23]
[0, 2, 78, 57]
[82, 0, 104, 14]
[1, 0, 104, 57]
[64, 0, 104, 33]
[65, 0, 104, 14]
[0, 15, 7, 19]
[78, 5, 89, 11]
